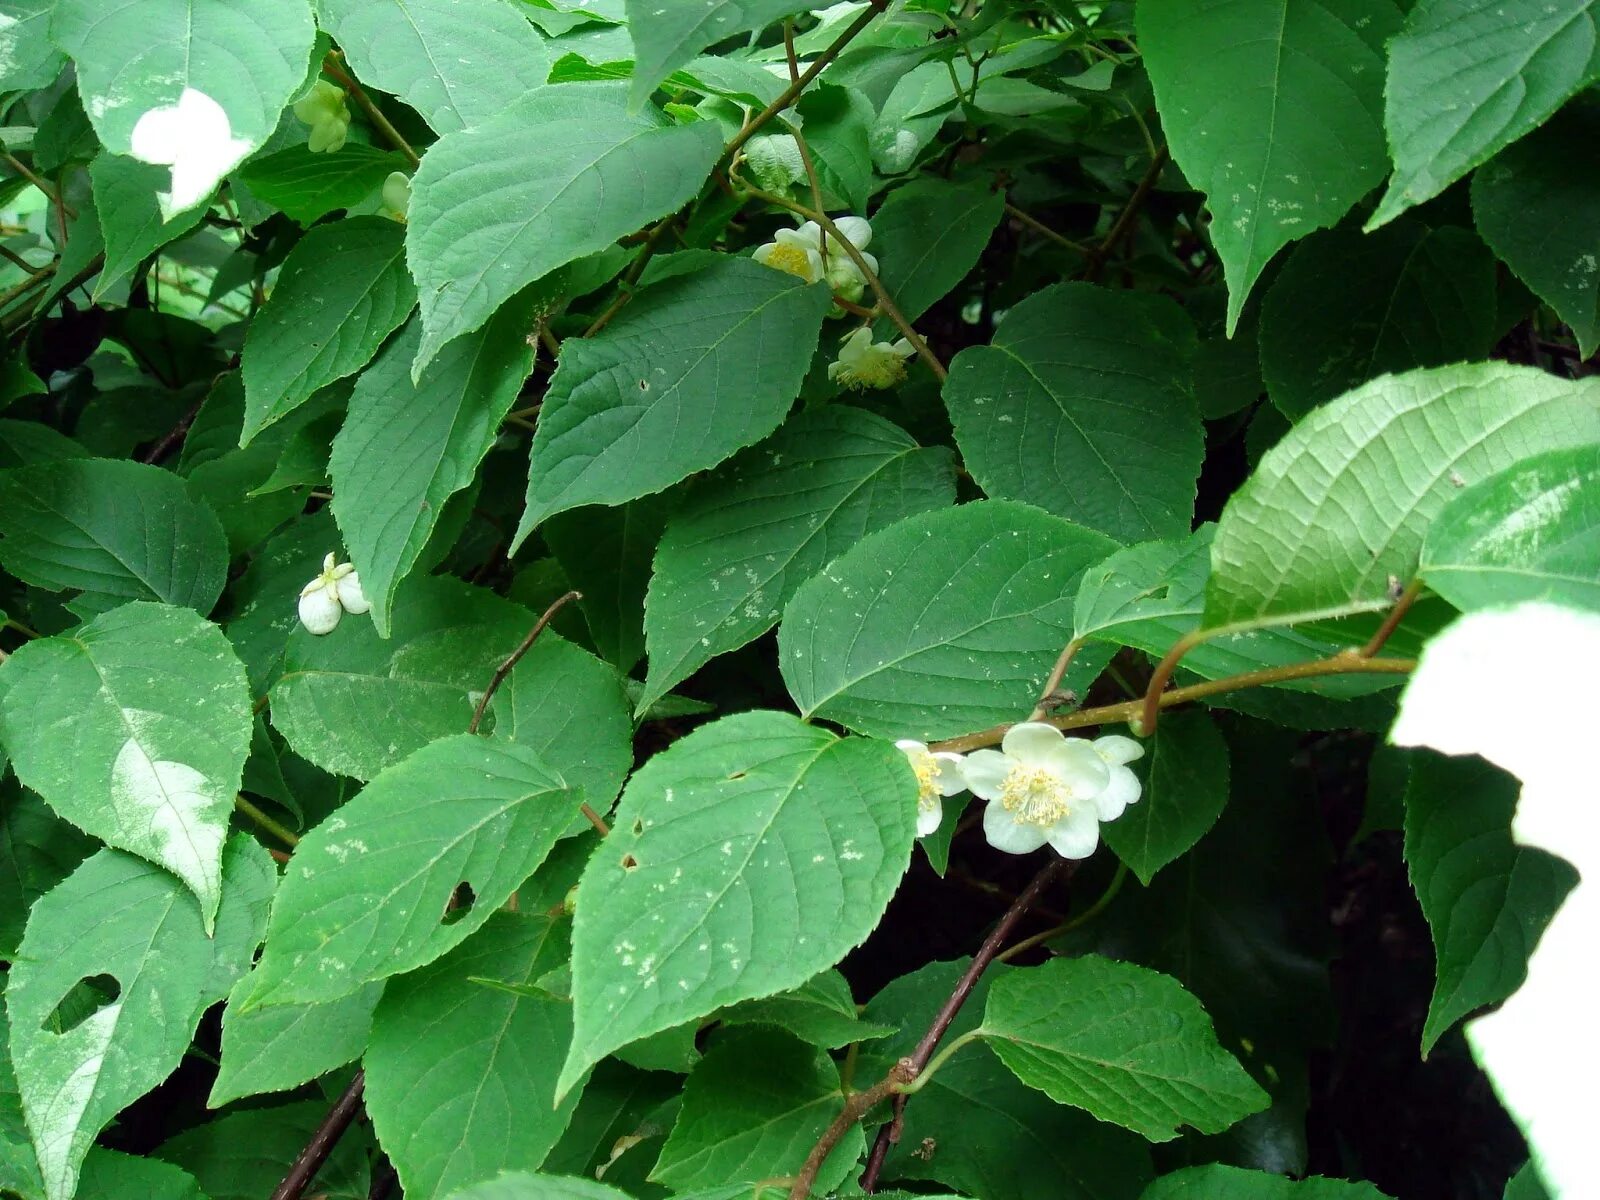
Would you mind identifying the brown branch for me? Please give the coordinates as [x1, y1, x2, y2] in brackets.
[1082, 144, 1168, 281]
[322, 54, 421, 168]
[1137, 626, 1204, 736]
[138, 396, 205, 465]
[789, 1063, 915, 1199]
[1360, 577, 1422, 658]
[1, 151, 76, 219]
[468, 591, 583, 733]
[1004, 201, 1088, 254]
[860, 857, 1070, 1191]
[269, 1072, 365, 1200]
[1026, 638, 1082, 722]
[584, 219, 676, 337]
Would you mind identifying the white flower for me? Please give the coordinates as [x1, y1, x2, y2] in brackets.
[752, 218, 877, 298]
[961, 723, 1112, 858]
[293, 80, 350, 154]
[297, 552, 371, 635]
[381, 170, 411, 221]
[1090, 734, 1145, 820]
[829, 326, 914, 390]
[753, 224, 825, 283]
[896, 740, 967, 837]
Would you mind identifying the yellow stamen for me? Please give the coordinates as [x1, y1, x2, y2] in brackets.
[999, 765, 1071, 826]
[910, 757, 941, 812]
[764, 242, 814, 280]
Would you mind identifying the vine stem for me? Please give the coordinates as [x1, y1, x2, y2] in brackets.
[1026, 638, 1082, 721]
[1004, 201, 1088, 254]
[739, 182, 947, 381]
[234, 795, 299, 849]
[787, 1062, 916, 1200]
[322, 54, 421, 168]
[1081, 144, 1168, 281]
[584, 218, 677, 337]
[1, 151, 75, 218]
[467, 590, 582, 734]
[1360, 578, 1423, 657]
[936, 652, 1416, 754]
[858, 857, 1070, 1192]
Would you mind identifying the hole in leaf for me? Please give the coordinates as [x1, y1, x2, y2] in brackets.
[631, 817, 644, 836]
[620, 854, 639, 871]
[442, 881, 476, 925]
[727, 770, 747, 781]
[43, 974, 121, 1034]
[1139, 584, 1170, 602]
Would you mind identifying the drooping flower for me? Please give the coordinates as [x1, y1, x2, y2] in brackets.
[752, 224, 826, 283]
[1089, 734, 1145, 820]
[752, 217, 876, 300]
[961, 722, 1111, 858]
[293, 80, 351, 154]
[381, 170, 412, 221]
[829, 326, 914, 390]
[298, 552, 371, 635]
[896, 739, 967, 836]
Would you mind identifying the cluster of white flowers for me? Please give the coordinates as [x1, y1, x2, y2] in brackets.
[293, 81, 351, 154]
[297, 553, 370, 635]
[897, 722, 1144, 860]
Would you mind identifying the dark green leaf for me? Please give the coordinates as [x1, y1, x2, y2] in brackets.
[1101, 711, 1229, 885]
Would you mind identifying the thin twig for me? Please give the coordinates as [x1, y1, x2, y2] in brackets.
[1026, 638, 1082, 721]
[0, 242, 47, 275]
[996, 861, 1127, 964]
[0, 265, 52, 313]
[788, 1064, 915, 1199]
[860, 857, 1070, 1191]
[269, 1072, 365, 1200]
[725, 1, 889, 160]
[584, 219, 676, 337]
[1004, 201, 1088, 254]
[1359, 578, 1422, 658]
[138, 396, 205, 465]
[1, 151, 75, 219]
[1082, 144, 1168, 281]
[1137, 627, 1205, 736]
[467, 591, 583, 733]
[323, 54, 422, 168]
[234, 795, 300, 849]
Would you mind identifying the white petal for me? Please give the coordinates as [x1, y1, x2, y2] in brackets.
[1000, 721, 1066, 762]
[335, 572, 370, 614]
[752, 242, 780, 265]
[298, 586, 342, 635]
[832, 215, 872, 248]
[1046, 807, 1101, 859]
[960, 749, 1013, 800]
[983, 801, 1049, 855]
[917, 802, 943, 837]
[1092, 766, 1141, 821]
[1094, 734, 1145, 766]
[322, 551, 337, 573]
[895, 738, 930, 754]
[930, 752, 968, 797]
[1052, 739, 1112, 795]
[785, 223, 824, 248]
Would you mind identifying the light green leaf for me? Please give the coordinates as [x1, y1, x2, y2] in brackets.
[1421, 443, 1600, 614]
[89, 154, 211, 300]
[642, 405, 956, 712]
[0, 781, 95, 961]
[978, 955, 1269, 1141]
[1138, 0, 1402, 330]
[516, 255, 830, 538]
[558, 711, 916, 1099]
[0, 604, 253, 927]
[316, 0, 554, 135]
[779, 500, 1117, 742]
[651, 1029, 861, 1192]
[240, 217, 416, 445]
[719, 969, 893, 1048]
[440, 1175, 631, 1200]
[51, 0, 316, 216]
[244, 734, 575, 1008]
[0, 1009, 45, 1200]
[1404, 752, 1577, 1055]
[1142, 1165, 1394, 1198]
[269, 576, 538, 780]
[1472, 106, 1600, 357]
[870, 177, 1005, 327]
[943, 282, 1201, 542]
[209, 972, 379, 1107]
[331, 304, 535, 636]
[1259, 224, 1497, 420]
[76, 1149, 205, 1200]
[7, 838, 274, 1200]
[0, 0, 63, 91]
[0, 459, 229, 615]
[366, 914, 583, 1197]
[406, 82, 722, 373]
[235, 143, 411, 226]
[1370, 0, 1600, 228]
[1205, 363, 1600, 632]
[1101, 711, 1230, 885]
[624, 0, 810, 107]
[157, 1101, 371, 1200]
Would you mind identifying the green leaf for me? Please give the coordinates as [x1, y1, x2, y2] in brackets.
[642, 405, 956, 711]
[1421, 443, 1600, 614]
[89, 154, 211, 300]
[1142, 1164, 1394, 1198]
[0, 0, 63, 91]
[779, 500, 1116, 742]
[795, 84, 873, 212]
[858, 960, 1155, 1200]
[244, 734, 575, 1008]
[240, 217, 416, 444]
[209, 973, 379, 1107]
[76, 1150, 205, 1200]
[1504, 1162, 1552, 1200]
[1404, 751, 1577, 1054]
[365, 914, 583, 1199]
[624, 0, 810, 107]
[651, 1029, 861, 1192]
[0, 1014, 45, 1200]
[516, 255, 831, 538]
[0, 781, 95, 961]
[870, 177, 1006, 326]
[1205, 363, 1600, 631]
[269, 576, 538, 780]
[7, 838, 274, 1200]
[331, 305, 535, 636]
[978, 955, 1269, 1141]
[1370, 0, 1600, 228]
[943, 282, 1201, 541]
[489, 632, 635, 822]
[316, 0, 554, 135]
[1101, 711, 1229, 885]
[1138, 0, 1402, 329]
[406, 83, 722, 372]
[0, 604, 253, 927]
[719, 969, 893, 1048]
[0, 459, 229, 615]
[157, 1101, 371, 1200]
[51, 0, 316, 216]
[438, 1175, 631, 1200]
[235, 143, 411, 226]
[558, 710, 916, 1099]
[1472, 105, 1600, 357]
[1259, 224, 1497, 421]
